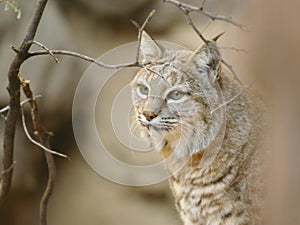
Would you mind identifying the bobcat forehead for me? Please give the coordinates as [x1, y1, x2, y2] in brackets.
[165, 72, 178, 86]
[133, 64, 187, 93]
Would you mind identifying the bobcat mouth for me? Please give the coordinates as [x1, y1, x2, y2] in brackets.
[138, 115, 177, 132]
[138, 120, 173, 133]
[139, 120, 159, 131]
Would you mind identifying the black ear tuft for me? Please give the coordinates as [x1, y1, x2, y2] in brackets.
[212, 32, 225, 42]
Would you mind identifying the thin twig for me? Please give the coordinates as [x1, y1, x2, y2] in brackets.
[27, 50, 141, 69]
[20, 108, 68, 158]
[0, 106, 9, 115]
[21, 95, 42, 106]
[201, 9, 247, 30]
[163, 0, 208, 44]
[139, 10, 156, 37]
[0, 0, 22, 19]
[0, 161, 16, 179]
[210, 81, 255, 114]
[219, 46, 248, 53]
[10, 45, 20, 53]
[27, 40, 60, 63]
[163, 0, 247, 30]
[142, 65, 168, 83]
[0, 95, 42, 115]
[221, 59, 242, 84]
[201, 18, 213, 33]
[182, 9, 209, 44]
[133, 9, 156, 62]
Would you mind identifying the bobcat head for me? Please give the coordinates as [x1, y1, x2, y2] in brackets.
[130, 32, 224, 157]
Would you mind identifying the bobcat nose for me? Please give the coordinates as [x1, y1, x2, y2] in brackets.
[142, 111, 157, 121]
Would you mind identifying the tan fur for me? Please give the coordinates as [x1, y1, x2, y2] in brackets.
[131, 32, 265, 225]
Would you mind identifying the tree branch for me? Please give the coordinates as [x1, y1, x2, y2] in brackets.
[28, 40, 60, 63]
[163, 0, 247, 30]
[0, 161, 16, 179]
[0, 0, 49, 207]
[163, 0, 243, 84]
[0, 96, 42, 116]
[27, 49, 141, 69]
[181, 8, 209, 45]
[131, 9, 156, 62]
[19, 0, 49, 55]
[219, 46, 248, 53]
[21, 82, 58, 225]
[21, 108, 68, 158]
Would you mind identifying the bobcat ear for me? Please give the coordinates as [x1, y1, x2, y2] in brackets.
[190, 42, 222, 82]
[140, 31, 163, 63]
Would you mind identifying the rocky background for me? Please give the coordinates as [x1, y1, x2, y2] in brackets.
[1, 0, 299, 225]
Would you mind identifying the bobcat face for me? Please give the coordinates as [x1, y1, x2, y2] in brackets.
[130, 32, 223, 157]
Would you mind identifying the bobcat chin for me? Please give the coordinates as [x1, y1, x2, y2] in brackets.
[131, 31, 265, 225]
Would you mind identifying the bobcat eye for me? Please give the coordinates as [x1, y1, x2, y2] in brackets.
[137, 85, 149, 96]
[167, 90, 185, 100]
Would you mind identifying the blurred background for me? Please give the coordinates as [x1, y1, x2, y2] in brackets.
[0, 0, 299, 224]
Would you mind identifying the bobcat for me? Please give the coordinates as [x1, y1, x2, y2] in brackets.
[130, 31, 264, 225]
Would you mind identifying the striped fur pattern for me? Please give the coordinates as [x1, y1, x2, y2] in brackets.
[130, 32, 264, 225]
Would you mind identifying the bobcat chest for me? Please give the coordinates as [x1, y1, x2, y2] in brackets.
[169, 164, 233, 225]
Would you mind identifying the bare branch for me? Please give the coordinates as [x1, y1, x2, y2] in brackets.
[28, 50, 141, 69]
[20, 108, 68, 158]
[19, 0, 49, 54]
[163, 0, 247, 30]
[201, 0, 207, 8]
[201, 18, 213, 33]
[27, 40, 60, 63]
[0, 96, 42, 115]
[21, 95, 42, 106]
[21, 81, 65, 225]
[210, 81, 255, 114]
[219, 46, 248, 53]
[0, 0, 49, 207]
[20, 106, 57, 225]
[10, 45, 20, 53]
[0, 161, 16, 179]
[163, 0, 244, 84]
[162, 0, 208, 44]
[133, 9, 156, 62]
[201, 9, 247, 31]
[142, 65, 168, 83]
[221, 59, 242, 84]
[40, 150, 56, 225]
[182, 9, 209, 44]
[0, 0, 22, 19]
[163, 0, 199, 11]
[138, 9, 156, 40]
[0, 106, 9, 115]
